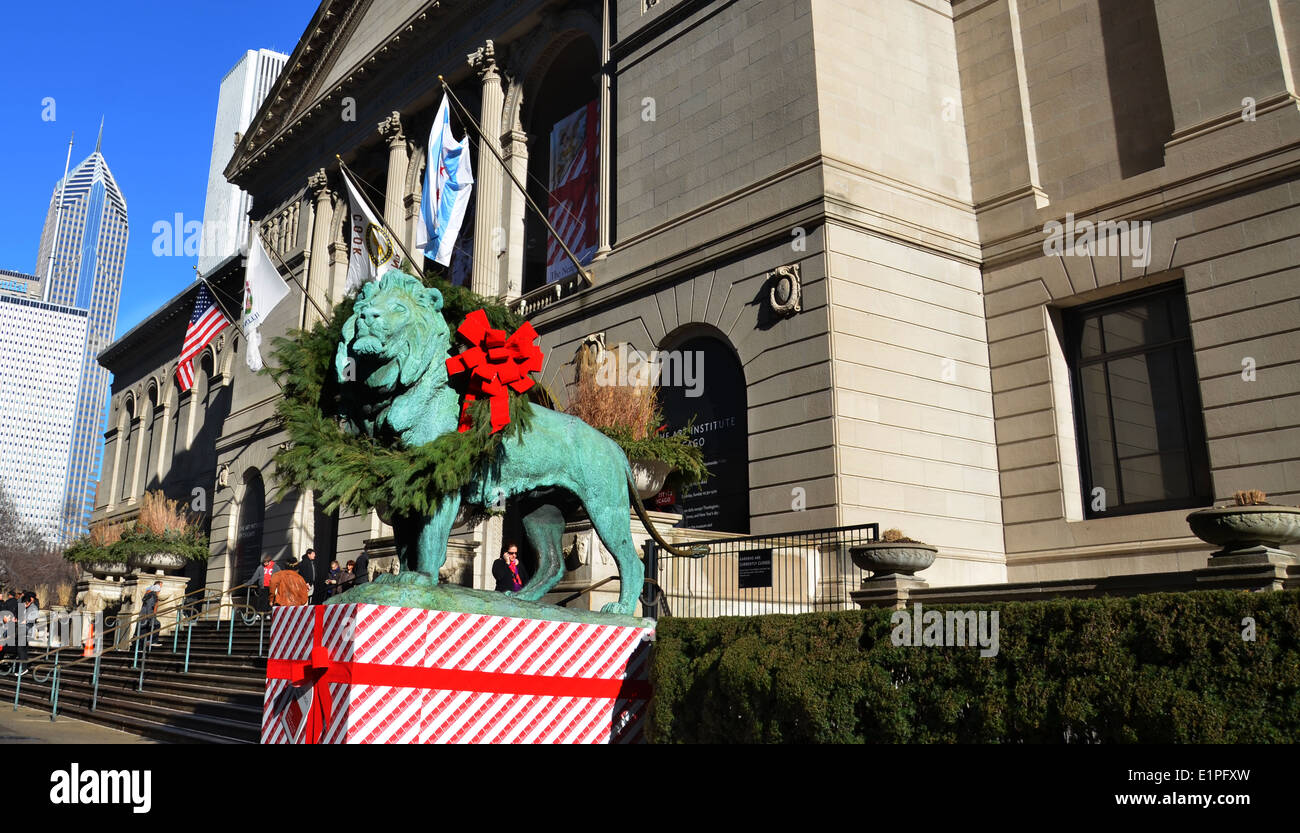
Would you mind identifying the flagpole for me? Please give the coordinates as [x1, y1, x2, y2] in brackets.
[193, 265, 287, 393]
[334, 155, 423, 277]
[255, 227, 333, 323]
[437, 76, 593, 286]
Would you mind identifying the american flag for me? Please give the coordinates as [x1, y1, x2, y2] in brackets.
[175, 285, 229, 391]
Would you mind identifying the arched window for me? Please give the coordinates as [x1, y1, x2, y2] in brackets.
[657, 334, 750, 533]
[141, 385, 159, 493]
[523, 36, 600, 293]
[234, 468, 266, 583]
[118, 397, 136, 502]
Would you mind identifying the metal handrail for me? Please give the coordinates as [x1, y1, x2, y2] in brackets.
[555, 576, 620, 608]
[2, 580, 261, 719]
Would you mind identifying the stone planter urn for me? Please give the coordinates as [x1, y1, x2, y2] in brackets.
[1186, 504, 1300, 558]
[87, 561, 129, 579]
[128, 551, 188, 574]
[630, 459, 673, 500]
[850, 542, 938, 577]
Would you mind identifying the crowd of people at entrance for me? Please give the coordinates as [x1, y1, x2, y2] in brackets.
[241, 541, 532, 616]
[245, 548, 371, 615]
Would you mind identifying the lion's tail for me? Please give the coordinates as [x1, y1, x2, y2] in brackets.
[625, 469, 709, 558]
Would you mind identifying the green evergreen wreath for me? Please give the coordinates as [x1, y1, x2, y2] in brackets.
[268, 273, 533, 518]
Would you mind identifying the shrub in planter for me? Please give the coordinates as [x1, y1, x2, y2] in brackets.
[563, 350, 708, 493]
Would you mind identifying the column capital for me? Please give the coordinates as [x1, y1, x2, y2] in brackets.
[378, 111, 405, 147]
[468, 40, 498, 80]
[308, 168, 331, 198]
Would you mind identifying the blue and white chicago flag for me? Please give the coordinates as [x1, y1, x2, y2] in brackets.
[416, 94, 474, 267]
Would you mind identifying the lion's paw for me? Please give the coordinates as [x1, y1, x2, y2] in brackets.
[600, 601, 633, 616]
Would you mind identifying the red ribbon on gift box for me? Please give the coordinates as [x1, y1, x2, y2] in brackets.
[444, 309, 544, 434]
[267, 608, 651, 744]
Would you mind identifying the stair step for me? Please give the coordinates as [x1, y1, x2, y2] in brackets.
[0, 678, 257, 744]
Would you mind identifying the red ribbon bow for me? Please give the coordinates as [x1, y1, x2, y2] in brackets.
[445, 310, 544, 433]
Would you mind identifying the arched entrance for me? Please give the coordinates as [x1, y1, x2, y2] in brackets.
[233, 469, 266, 584]
[657, 334, 750, 533]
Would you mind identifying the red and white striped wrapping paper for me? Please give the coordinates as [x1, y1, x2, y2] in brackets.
[262, 603, 654, 744]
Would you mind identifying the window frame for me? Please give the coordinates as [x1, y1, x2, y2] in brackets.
[1063, 281, 1213, 519]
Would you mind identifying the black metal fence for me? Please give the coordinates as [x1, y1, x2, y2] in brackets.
[642, 523, 879, 619]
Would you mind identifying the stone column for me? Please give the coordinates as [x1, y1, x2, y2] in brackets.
[404, 184, 423, 257]
[469, 40, 505, 298]
[378, 112, 409, 238]
[593, 3, 612, 260]
[101, 422, 123, 508]
[501, 128, 529, 299]
[306, 169, 334, 323]
[125, 414, 144, 503]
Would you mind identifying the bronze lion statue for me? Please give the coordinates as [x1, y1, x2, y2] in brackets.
[334, 267, 691, 615]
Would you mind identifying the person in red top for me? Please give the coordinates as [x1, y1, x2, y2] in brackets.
[492, 543, 530, 593]
[246, 555, 280, 615]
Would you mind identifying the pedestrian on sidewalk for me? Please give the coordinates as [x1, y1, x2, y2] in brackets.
[16, 592, 38, 672]
[136, 582, 162, 649]
[493, 543, 530, 593]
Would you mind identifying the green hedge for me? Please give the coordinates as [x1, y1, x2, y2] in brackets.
[647, 590, 1300, 743]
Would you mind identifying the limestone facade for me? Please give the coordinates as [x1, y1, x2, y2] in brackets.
[93, 0, 1300, 600]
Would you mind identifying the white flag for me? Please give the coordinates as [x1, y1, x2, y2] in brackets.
[342, 168, 401, 295]
[242, 235, 290, 372]
[419, 94, 474, 267]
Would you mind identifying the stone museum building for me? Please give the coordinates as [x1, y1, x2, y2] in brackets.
[94, 0, 1300, 606]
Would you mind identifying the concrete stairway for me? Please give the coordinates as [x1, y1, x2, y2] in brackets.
[0, 620, 268, 744]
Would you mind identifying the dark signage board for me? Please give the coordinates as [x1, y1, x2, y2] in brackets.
[658, 336, 750, 533]
[738, 548, 773, 589]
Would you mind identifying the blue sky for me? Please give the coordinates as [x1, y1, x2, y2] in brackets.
[0, 0, 320, 339]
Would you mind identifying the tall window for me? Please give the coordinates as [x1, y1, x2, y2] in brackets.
[524, 36, 599, 293]
[1065, 283, 1212, 517]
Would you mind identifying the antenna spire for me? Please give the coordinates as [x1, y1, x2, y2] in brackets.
[95, 116, 104, 153]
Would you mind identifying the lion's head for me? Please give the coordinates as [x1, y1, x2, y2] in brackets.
[335, 266, 449, 396]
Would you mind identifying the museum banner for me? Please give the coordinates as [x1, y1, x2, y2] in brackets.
[263, 603, 653, 744]
[546, 101, 598, 283]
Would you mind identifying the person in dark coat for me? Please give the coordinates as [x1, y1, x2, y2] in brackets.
[353, 551, 370, 586]
[136, 582, 162, 648]
[0, 590, 18, 620]
[493, 543, 530, 593]
[299, 549, 327, 605]
[336, 560, 357, 594]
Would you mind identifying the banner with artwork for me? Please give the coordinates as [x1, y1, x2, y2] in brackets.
[546, 101, 598, 284]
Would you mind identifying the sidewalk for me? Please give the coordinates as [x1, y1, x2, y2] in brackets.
[0, 703, 160, 744]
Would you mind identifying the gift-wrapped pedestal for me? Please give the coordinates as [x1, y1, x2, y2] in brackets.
[263, 604, 653, 744]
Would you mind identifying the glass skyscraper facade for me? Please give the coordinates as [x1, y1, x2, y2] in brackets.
[34, 132, 128, 543]
[0, 276, 89, 540]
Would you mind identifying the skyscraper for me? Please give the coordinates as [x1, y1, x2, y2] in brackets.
[34, 124, 128, 543]
[198, 49, 288, 274]
[0, 273, 89, 540]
